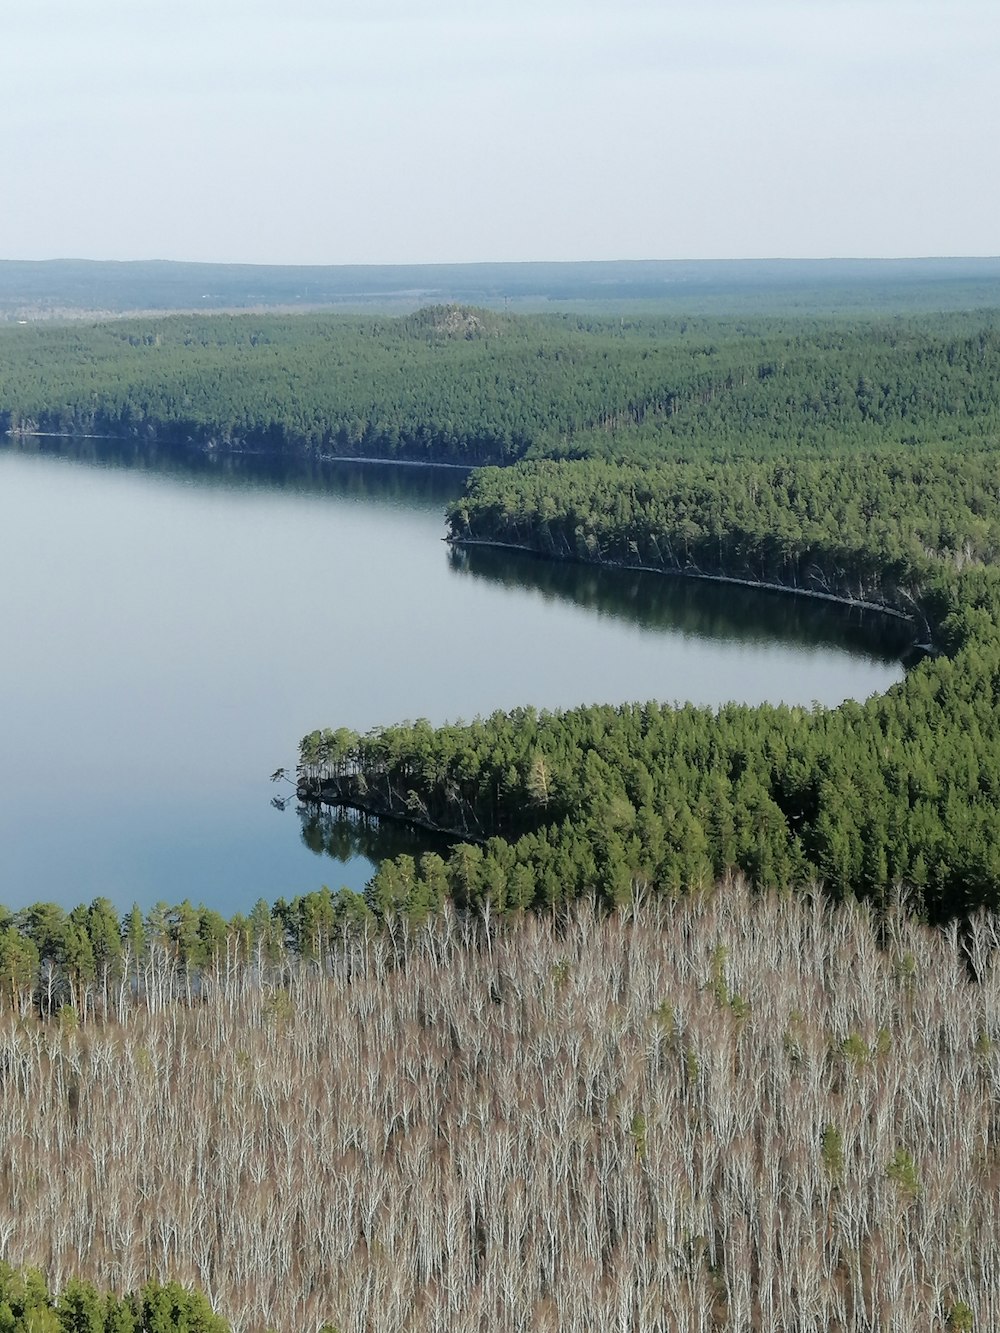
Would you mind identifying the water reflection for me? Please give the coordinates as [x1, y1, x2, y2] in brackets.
[447, 543, 916, 662]
[6, 434, 468, 510]
[298, 805, 455, 868]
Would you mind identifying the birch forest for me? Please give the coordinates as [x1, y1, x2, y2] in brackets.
[1, 887, 998, 1332]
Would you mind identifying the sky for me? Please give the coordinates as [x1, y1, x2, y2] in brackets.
[1, 0, 997, 265]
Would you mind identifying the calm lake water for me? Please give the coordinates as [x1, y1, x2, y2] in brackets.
[0, 438, 912, 915]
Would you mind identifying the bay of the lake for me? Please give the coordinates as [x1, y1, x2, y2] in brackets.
[0, 439, 912, 915]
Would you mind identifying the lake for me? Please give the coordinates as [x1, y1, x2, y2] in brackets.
[0, 438, 912, 916]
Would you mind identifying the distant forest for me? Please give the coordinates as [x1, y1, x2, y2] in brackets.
[2, 255, 1000, 319]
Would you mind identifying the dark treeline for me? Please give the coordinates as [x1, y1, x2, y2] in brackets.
[3, 306, 1000, 466]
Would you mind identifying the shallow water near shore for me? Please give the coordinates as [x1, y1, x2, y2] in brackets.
[0, 438, 911, 915]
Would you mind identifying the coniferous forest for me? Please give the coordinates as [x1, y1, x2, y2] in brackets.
[5, 287, 1000, 1329]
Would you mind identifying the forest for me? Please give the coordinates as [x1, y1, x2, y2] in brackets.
[3, 255, 999, 320]
[6, 293, 1000, 1328]
[2, 305, 1000, 467]
[1, 889, 998, 1332]
[0, 1269, 230, 1333]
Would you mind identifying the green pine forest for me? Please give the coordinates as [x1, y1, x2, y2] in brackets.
[0, 1268, 230, 1333]
[2, 304, 1000, 466]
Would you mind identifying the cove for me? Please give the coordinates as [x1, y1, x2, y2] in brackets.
[0, 438, 911, 916]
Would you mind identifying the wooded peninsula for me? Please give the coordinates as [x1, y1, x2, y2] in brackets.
[4, 284, 1000, 1330]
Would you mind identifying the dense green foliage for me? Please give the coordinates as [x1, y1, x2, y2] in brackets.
[450, 451, 1000, 608]
[303, 610, 1000, 922]
[2, 307, 1000, 466]
[0, 1267, 229, 1333]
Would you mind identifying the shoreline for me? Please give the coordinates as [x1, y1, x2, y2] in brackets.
[6, 421, 928, 641]
[3, 428, 477, 471]
[447, 534, 928, 637]
[297, 781, 486, 846]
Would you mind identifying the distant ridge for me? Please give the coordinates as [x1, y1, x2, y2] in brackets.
[2, 256, 1000, 319]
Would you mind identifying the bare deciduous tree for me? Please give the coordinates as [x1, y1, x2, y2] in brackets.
[1, 884, 997, 1331]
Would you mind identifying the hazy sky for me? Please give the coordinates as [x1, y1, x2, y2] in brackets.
[2, 0, 997, 264]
